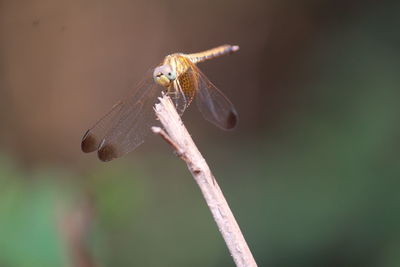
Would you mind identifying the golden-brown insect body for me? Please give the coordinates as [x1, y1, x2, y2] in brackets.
[81, 44, 239, 161]
[162, 54, 198, 107]
[157, 45, 238, 109]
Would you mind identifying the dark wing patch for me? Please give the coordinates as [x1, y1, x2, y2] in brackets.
[192, 65, 238, 130]
[81, 102, 123, 153]
[81, 74, 162, 161]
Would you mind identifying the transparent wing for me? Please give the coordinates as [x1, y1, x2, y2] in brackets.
[168, 81, 189, 116]
[192, 65, 238, 130]
[81, 73, 163, 161]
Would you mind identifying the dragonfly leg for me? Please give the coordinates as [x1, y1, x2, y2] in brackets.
[167, 91, 179, 99]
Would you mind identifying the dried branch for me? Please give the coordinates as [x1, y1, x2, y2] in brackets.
[152, 94, 257, 267]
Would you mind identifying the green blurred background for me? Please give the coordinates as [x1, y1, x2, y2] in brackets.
[1, 0, 400, 266]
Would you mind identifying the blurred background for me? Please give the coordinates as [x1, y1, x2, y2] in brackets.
[1, 0, 399, 266]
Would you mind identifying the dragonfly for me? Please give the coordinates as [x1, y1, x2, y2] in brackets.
[81, 44, 239, 161]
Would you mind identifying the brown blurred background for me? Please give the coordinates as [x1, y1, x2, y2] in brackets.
[0, 0, 399, 266]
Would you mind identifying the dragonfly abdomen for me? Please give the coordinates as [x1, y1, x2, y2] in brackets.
[186, 45, 239, 64]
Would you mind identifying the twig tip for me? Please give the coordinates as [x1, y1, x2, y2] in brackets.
[151, 126, 162, 133]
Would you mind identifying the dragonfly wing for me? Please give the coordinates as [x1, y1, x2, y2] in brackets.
[194, 66, 238, 130]
[168, 82, 188, 115]
[81, 75, 163, 161]
[81, 101, 123, 153]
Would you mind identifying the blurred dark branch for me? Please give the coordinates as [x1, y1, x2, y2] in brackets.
[152, 94, 257, 267]
[58, 197, 96, 267]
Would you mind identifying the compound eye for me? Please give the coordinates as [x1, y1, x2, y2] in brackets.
[166, 70, 176, 80]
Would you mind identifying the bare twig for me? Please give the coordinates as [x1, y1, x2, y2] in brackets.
[152, 94, 257, 267]
[57, 196, 96, 267]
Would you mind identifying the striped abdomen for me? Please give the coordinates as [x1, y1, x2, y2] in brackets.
[185, 44, 239, 64]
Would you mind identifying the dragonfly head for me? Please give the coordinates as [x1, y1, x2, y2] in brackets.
[153, 65, 177, 87]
